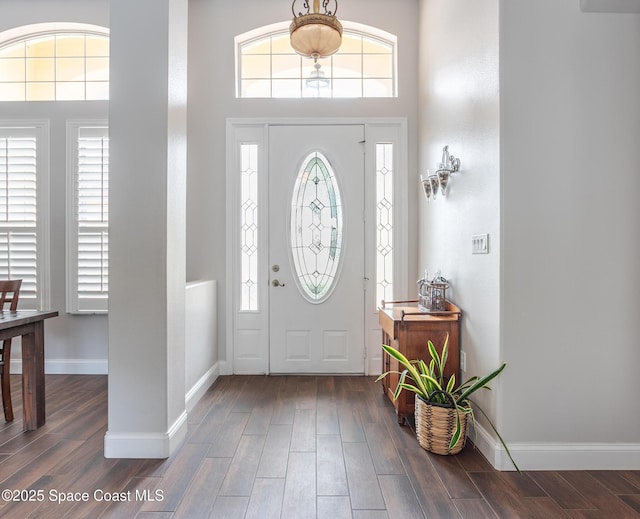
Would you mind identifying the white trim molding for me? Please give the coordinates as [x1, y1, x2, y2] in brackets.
[219, 360, 232, 376]
[0, 23, 109, 46]
[226, 117, 409, 376]
[185, 362, 220, 412]
[471, 422, 640, 471]
[104, 412, 188, 459]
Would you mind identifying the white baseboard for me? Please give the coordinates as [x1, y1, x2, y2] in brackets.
[102, 362, 218, 459]
[219, 360, 232, 375]
[471, 422, 640, 471]
[368, 356, 382, 377]
[104, 411, 188, 459]
[11, 358, 108, 375]
[185, 362, 220, 412]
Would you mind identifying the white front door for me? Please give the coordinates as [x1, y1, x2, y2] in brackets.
[268, 125, 365, 373]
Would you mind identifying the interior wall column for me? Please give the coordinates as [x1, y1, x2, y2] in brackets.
[105, 0, 188, 458]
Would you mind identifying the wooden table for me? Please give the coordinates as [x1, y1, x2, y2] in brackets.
[379, 300, 461, 424]
[0, 310, 58, 430]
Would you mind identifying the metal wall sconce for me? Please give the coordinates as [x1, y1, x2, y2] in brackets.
[420, 145, 461, 201]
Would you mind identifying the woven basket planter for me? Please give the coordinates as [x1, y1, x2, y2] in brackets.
[415, 393, 469, 455]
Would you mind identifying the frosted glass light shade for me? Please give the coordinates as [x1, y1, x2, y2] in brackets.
[290, 14, 342, 59]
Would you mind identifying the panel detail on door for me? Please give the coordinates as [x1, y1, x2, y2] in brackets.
[269, 125, 365, 374]
[323, 331, 348, 360]
[229, 119, 407, 376]
[236, 330, 262, 359]
[285, 331, 311, 361]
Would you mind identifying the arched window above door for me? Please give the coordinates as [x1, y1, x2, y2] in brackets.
[0, 23, 109, 101]
[236, 21, 397, 99]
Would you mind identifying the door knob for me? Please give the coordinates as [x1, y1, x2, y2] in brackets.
[272, 279, 285, 287]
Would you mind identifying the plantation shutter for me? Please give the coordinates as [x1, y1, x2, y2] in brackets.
[0, 130, 38, 308]
[70, 125, 109, 313]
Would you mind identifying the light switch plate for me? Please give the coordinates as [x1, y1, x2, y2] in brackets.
[472, 234, 489, 254]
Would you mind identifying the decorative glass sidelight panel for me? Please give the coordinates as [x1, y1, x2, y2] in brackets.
[376, 143, 393, 304]
[291, 151, 343, 303]
[240, 144, 259, 311]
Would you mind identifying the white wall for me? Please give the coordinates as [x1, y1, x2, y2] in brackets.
[2, 0, 421, 374]
[185, 280, 218, 409]
[420, 0, 640, 470]
[500, 0, 640, 468]
[0, 1, 110, 373]
[187, 0, 421, 365]
[418, 0, 502, 441]
[0, 0, 108, 28]
[106, 0, 189, 458]
[10, 0, 636, 469]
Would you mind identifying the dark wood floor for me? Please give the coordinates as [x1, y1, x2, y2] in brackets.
[0, 375, 638, 518]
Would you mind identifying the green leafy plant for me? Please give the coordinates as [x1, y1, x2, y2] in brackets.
[376, 336, 519, 471]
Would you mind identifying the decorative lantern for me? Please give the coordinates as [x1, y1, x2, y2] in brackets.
[418, 272, 449, 312]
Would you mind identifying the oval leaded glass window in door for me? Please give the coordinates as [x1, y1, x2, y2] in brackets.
[290, 151, 343, 303]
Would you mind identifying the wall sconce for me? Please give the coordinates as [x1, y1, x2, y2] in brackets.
[420, 145, 461, 201]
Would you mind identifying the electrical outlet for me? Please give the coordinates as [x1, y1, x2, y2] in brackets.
[460, 351, 467, 372]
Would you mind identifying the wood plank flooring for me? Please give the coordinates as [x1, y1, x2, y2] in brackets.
[0, 374, 638, 518]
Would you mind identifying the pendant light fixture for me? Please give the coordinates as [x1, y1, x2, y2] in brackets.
[290, 0, 343, 62]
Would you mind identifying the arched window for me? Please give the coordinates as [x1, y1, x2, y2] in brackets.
[236, 21, 396, 98]
[0, 24, 109, 101]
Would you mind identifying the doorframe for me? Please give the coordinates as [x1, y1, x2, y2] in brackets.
[225, 117, 408, 376]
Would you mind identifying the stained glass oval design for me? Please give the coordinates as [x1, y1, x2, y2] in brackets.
[290, 151, 343, 303]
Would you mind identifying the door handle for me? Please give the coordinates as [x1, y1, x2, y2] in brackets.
[272, 279, 285, 287]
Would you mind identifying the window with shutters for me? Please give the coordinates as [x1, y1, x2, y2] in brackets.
[66, 122, 108, 313]
[0, 122, 49, 309]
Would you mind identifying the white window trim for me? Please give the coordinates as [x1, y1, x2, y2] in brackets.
[0, 22, 109, 45]
[66, 119, 109, 314]
[0, 119, 50, 310]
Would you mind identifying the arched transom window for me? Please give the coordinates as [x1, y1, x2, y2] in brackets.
[0, 24, 109, 101]
[236, 22, 396, 99]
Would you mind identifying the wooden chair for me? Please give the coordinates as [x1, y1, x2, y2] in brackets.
[0, 279, 22, 422]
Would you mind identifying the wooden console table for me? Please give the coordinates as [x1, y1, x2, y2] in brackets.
[379, 300, 461, 424]
[0, 310, 59, 430]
